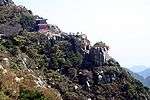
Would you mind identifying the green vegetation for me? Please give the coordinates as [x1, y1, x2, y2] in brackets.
[0, 2, 149, 100]
[0, 91, 10, 100]
[19, 14, 35, 32]
[19, 89, 47, 100]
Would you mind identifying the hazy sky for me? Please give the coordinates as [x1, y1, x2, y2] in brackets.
[13, 0, 150, 68]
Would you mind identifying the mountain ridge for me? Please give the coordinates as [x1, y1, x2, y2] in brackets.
[129, 65, 148, 73]
[126, 67, 150, 88]
[138, 68, 150, 78]
[0, 1, 149, 100]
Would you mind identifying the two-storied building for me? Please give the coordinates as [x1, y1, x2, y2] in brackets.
[35, 18, 49, 33]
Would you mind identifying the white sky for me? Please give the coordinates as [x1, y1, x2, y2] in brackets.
[13, 0, 150, 68]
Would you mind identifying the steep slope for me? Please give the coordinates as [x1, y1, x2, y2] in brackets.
[0, 53, 62, 100]
[125, 68, 144, 83]
[0, 1, 150, 100]
[125, 68, 150, 88]
[0, 2, 62, 100]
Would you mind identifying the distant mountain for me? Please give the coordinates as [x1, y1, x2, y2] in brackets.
[129, 65, 148, 73]
[125, 68, 144, 82]
[138, 68, 150, 78]
[126, 68, 150, 88]
[0, 0, 150, 99]
[144, 76, 150, 87]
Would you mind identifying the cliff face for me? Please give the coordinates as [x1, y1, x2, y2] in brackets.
[0, 1, 150, 100]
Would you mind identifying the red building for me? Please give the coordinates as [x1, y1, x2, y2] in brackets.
[35, 18, 49, 32]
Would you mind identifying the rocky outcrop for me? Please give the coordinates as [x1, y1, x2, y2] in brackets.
[49, 24, 62, 34]
[0, 0, 150, 99]
[0, 23, 22, 36]
[83, 41, 110, 67]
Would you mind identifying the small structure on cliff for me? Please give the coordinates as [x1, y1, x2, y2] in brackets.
[35, 17, 62, 40]
[35, 18, 49, 33]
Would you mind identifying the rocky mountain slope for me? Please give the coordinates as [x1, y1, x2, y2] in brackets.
[125, 68, 144, 83]
[0, 1, 150, 100]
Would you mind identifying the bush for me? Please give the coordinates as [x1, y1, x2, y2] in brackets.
[63, 92, 78, 100]
[19, 89, 48, 100]
[67, 52, 83, 67]
[20, 14, 35, 32]
[0, 43, 6, 52]
[0, 91, 10, 100]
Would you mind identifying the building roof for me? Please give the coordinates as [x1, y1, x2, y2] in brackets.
[37, 24, 49, 26]
[36, 18, 47, 21]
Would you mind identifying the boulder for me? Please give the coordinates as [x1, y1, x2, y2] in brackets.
[88, 47, 105, 66]
[0, 23, 22, 36]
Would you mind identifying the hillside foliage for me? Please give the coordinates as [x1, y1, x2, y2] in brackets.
[0, 2, 149, 100]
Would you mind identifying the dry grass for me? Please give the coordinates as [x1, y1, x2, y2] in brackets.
[0, 61, 62, 100]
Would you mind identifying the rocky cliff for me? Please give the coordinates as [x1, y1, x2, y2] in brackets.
[0, 1, 150, 100]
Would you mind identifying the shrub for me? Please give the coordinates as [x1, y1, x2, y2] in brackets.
[19, 14, 35, 32]
[0, 91, 10, 100]
[19, 89, 48, 100]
